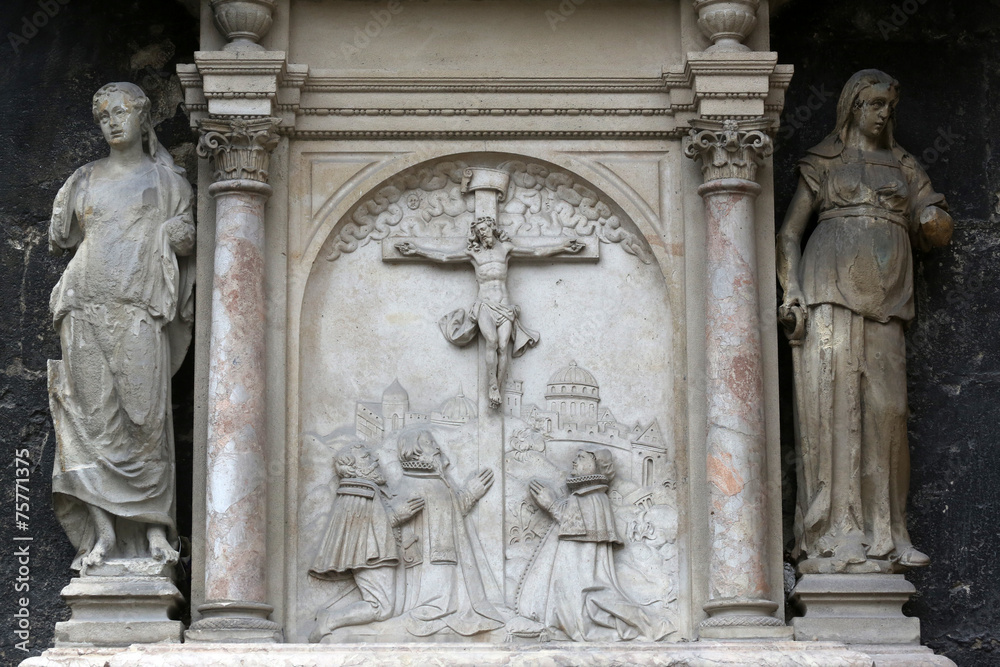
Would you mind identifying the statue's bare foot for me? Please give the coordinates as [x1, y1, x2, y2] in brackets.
[81, 539, 111, 574]
[81, 504, 115, 574]
[147, 525, 179, 565]
[831, 540, 866, 571]
[489, 383, 502, 408]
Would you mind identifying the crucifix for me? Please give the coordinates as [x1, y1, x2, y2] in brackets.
[382, 166, 599, 603]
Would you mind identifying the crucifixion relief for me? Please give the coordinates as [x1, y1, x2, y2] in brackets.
[384, 167, 597, 410]
[381, 165, 599, 601]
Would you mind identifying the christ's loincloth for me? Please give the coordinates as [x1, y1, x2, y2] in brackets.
[438, 299, 539, 357]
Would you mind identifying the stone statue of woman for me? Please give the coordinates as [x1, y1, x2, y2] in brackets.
[47, 82, 195, 574]
[776, 70, 952, 574]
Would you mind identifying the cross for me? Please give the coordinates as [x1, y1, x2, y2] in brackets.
[382, 166, 599, 604]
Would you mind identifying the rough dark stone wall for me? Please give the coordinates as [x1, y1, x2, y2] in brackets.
[772, 1, 1000, 665]
[0, 1, 198, 662]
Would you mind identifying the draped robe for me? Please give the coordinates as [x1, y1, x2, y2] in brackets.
[792, 141, 946, 568]
[47, 159, 194, 568]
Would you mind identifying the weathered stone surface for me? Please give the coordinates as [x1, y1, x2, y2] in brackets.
[22, 642, 877, 667]
[777, 69, 949, 577]
[187, 114, 282, 642]
[771, 3, 1000, 665]
[3, 2, 998, 667]
[852, 644, 957, 667]
[686, 121, 788, 638]
[0, 2, 199, 662]
[54, 572, 183, 646]
[293, 156, 685, 642]
[47, 80, 193, 581]
[792, 574, 920, 645]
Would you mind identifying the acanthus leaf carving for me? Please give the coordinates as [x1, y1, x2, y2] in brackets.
[683, 119, 773, 183]
[197, 116, 281, 183]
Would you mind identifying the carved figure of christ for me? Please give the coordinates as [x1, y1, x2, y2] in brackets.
[394, 218, 586, 409]
[381, 169, 599, 602]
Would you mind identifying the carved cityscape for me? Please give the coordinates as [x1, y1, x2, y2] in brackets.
[353, 363, 674, 509]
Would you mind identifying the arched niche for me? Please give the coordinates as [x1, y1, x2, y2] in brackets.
[289, 153, 686, 643]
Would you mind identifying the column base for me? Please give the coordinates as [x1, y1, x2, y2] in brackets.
[791, 574, 919, 644]
[699, 597, 794, 640]
[185, 600, 282, 643]
[55, 560, 184, 647]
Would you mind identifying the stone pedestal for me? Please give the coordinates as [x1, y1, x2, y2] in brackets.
[792, 574, 919, 644]
[54, 561, 183, 647]
[792, 574, 957, 667]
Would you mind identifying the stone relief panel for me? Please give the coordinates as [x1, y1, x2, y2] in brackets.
[293, 156, 681, 643]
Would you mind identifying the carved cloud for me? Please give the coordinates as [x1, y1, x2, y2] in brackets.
[326, 159, 651, 263]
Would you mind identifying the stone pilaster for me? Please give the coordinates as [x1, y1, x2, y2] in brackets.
[185, 115, 282, 643]
[684, 119, 789, 639]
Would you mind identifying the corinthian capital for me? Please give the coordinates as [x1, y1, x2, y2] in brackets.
[197, 116, 281, 184]
[684, 119, 773, 183]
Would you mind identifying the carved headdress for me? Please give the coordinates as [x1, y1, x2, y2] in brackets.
[808, 69, 900, 159]
[92, 82, 185, 176]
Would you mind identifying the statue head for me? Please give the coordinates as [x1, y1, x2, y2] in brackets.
[831, 69, 900, 149]
[93, 82, 153, 152]
[468, 216, 509, 251]
[571, 446, 615, 482]
[92, 82, 181, 173]
[333, 443, 386, 485]
[397, 428, 446, 471]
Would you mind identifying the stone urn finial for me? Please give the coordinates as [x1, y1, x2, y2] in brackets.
[693, 0, 760, 52]
[210, 0, 276, 51]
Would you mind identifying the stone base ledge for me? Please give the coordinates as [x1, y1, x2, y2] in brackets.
[852, 644, 957, 667]
[22, 642, 878, 667]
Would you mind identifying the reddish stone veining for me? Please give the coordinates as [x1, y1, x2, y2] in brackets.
[700, 178, 771, 604]
[204, 182, 271, 606]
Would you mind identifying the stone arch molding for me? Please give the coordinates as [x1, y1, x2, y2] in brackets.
[324, 156, 653, 264]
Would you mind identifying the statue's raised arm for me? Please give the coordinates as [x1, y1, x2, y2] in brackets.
[509, 237, 585, 259]
[395, 240, 469, 263]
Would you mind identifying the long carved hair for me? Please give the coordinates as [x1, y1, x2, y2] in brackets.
[92, 82, 183, 174]
[467, 216, 510, 252]
[333, 443, 367, 479]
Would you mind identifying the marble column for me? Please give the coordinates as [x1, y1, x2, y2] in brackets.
[186, 116, 282, 642]
[684, 119, 788, 638]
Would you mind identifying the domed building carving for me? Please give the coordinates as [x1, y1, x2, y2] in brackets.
[437, 387, 477, 425]
[544, 361, 600, 427]
[355, 380, 477, 441]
